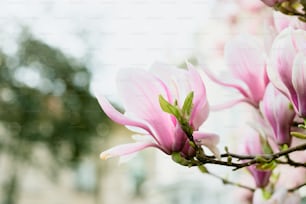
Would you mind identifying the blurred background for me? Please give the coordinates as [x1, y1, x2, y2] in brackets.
[0, 0, 295, 204]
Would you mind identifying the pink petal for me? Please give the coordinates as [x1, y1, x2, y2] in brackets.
[96, 95, 150, 133]
[151, 62, 195, 108]
[273, 11, 291, 32]
[193, 131, 220, 158]
[292, 52, 306, 117]
[210, 98, 258, 111]
[149, 62, 179, 104]
[261, 83, 295, 145]
[202, 65, 250, 98]
[247, 165, 272, 188]
[225, 34, 267, 103]
[172, 124, 188, 152]
[269, 28, 297, 98]
[243, 130, 263, 155]
[116, 69, 175, 150]
[186, 63, 209, 129]
[100, 142, 160, 160]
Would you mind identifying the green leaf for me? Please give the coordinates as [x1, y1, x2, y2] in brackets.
[172, 152, 183, 163]
[198, 165, 208, 173]
[182, 91, 194, 116]
[256, 161, 277, 171]
[260, 136, 273, 154]
[159, 95, 181, 119]
[261, 188, 272, 200]
[270, 172, 280, 183]
[291, 131, 306, 139]
[281, 144, 289, 151]
[255, 155, 267, 162]
[298, 118, 306, 129]
[288, 102, 294, 110]
[171, 152, 190, 166]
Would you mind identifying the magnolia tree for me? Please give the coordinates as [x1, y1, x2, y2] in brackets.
[96, 1, 306, 203]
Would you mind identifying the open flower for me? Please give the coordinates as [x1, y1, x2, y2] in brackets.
[96, 63, 219, 160]
[268, 28, 306, 117]
[260, 83, 295, 146]
[204, 34, 269, 108]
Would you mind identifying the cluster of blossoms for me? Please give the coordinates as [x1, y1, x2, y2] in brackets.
[96, 2, 306, 204]
[204, 18, 306, 202]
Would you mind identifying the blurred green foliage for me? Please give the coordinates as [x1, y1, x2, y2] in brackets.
[0, 32, 111, 203]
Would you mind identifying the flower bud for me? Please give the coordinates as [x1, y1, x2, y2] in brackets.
[242, 130, 272, 188]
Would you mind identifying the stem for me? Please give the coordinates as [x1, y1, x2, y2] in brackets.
[206, 170, 255, 192]
[288, 182, 306, 192]
[195, 143, 306, 170]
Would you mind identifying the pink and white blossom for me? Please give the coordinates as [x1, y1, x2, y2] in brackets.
[204, 34, 269, 108]
[97, 63, 219, 159]
[269, 28, 306, 117]
[260, 83, 295, 145]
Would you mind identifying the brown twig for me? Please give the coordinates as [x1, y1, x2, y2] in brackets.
[195, 143, 306, 170]
[206, 170, 255, 192]
[288, 182, 306, 192]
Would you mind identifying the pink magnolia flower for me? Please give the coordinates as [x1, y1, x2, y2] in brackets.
[242, 130, 272, 188]
[204, 34, 269, 108]
[253, 188, 301, 204]
[260, 83, 295, 146]
[97, 63, 219, 160]
[268, 28, 306, 117]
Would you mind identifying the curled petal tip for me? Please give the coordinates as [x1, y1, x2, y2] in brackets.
[193, 131, 220, 158]
[185, 60, 194, 69]
[100, 152, 111, 160]
[211, 146, 221, 160]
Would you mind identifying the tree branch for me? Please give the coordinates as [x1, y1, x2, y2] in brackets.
[206, 170, 255, 192]
[288, 182, 306, 192]
[195, 143, 306, 170]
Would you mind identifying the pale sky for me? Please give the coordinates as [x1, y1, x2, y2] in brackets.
[0, 0, 245, 149]
[0, 0, 216, 97]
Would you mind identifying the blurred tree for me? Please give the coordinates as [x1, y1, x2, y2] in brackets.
[0, 31, 111, 204]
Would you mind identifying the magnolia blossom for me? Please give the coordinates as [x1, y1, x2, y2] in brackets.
[97, 63, 219, 160]
[242, 130, 272, 188]
[260, 83, 295, 146]
[253, 188, 301, 204]
[204, 34, 269, 108]
[269, 28, 306, 117]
